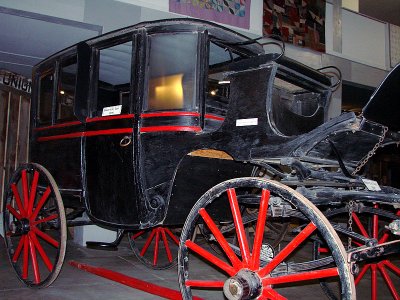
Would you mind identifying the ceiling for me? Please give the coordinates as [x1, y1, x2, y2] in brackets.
[0, 1, 398, 81]
[0, 7, 102, 79]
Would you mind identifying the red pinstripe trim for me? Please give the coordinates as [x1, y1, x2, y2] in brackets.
[141, 111, 200, 118]
[86, 114, 134, 122]
[34, 121, 82, 131]
[140, 126, 201, 133]
[37, 128, 133, 142]
[205, 114, 225, 121]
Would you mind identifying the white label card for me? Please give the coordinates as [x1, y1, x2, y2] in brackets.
[362, 179, 381, 191]
[102, 105, 122, 116]
[236, 118, 258, 127]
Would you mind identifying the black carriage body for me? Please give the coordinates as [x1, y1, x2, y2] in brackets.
[29, 19, 396, 230]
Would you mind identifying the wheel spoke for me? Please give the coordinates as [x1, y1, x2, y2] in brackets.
[6, 204, 23, 220]
[372, 204, 379, 240]
[22, 234, 29, 279]
[21, 170, 29, 210]
[378, 263, 399, 300]
[250, 189, 270, 270]
[355, 264, 370, 285]
[30, 231, 54, 272]
[32, 213, 59, 226]
[384, 260, 400, 276]
[27, 171, 40, 217]
[160, 229, 173, 263]
[185, 280, 224, 288]
[352, 213, 369, 238]
[131, 230, 145, 239]
[32, 226, 59, 248]
[261, 287, 288, 300]
[140, 228, 157, 257]
[28, 233, 41, 284]
[371, 264, 377, 300]
[259, 222, 317, 277]
[153, 228, 160, 266]
[199, 208, 242, 270]
[10, 184, 26, 217]
[262, 267, 339, 285]
[227, 188, 251, 266]
[12, 236, 26, 263]
[185, 240, 236, 276]
[30, 187, 51, 221]
[164, 227, 179, 245]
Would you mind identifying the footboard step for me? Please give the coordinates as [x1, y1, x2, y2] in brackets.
[69, 260, 203, 300]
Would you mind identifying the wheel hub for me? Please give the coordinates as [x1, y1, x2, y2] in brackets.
[223, 269, 262, 300]
[11, 218, 30, 235]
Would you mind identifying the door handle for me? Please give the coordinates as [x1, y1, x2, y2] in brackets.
[119, 136, 132, 147]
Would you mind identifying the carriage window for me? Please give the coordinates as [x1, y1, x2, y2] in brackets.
[38, 70, 54, 125]
[57, 56, 77, 122]
[204, 42, 240, 131]
[96, 41, 132, 116]
[145, 33, 198, 111]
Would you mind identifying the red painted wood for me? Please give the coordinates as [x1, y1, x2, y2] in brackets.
[10, 184, 26, 217]
[28, 233, 41, 283]
[141, 111, 200, 118]
[227, 188, 251, 266]
[37, 128, 133, 142]
[12, 235, 25, 263]
[185, 240, 236, 276]
[205, 114, 224, 121]
[355, 264, 370, 285]
[34, 121, 82, 131]
[86, 114, 134, 122]
[378, 263, 399, 300]
[262, 267, 339, 285]
[27, 171, 39, 217]
[199, 208, 242, 270]
[69, 261, 203, 300]
[259, 222, 316, 277]
[185, 280, 224, 288]
[140, 126, 201, 133]
[251, 189, 270, 269]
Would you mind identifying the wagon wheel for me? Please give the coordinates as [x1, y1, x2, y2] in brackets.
[3, 163, 67, 288]
[317, 203, 400, 300]
[178, 177, 355, 300]
[128, 226, 180, 270]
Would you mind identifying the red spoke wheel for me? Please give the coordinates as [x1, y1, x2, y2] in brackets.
[178, 178, 355, 300]
[3, 163, 67, 288]
[317, 204, 400, 300]
[128, 226, 180, 270]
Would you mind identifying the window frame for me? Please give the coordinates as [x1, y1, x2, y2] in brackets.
[142, 31, 201, 113]
[90, 34, 135, 118]
[56, 54, 78, 123]
[37, 66, 56, 126]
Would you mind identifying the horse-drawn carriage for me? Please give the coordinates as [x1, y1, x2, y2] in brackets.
[2, 19, 400, 299]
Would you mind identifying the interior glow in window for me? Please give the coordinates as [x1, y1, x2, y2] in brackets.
[146, 33, 198, 111]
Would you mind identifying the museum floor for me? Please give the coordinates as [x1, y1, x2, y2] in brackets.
[0, 236, 398, 299]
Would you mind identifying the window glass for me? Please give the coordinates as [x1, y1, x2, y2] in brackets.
[57, 56, 77, 122]
[146, 33, 198, 111]
[204, 42, 234, 129]
[96, 41, 132, 116]
[38, 70, 54, 125]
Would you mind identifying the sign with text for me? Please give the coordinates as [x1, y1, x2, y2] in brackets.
[0, 70, 32, 94]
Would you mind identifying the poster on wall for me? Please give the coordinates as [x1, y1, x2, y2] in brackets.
[263, 0, 326, 52]
[169, 0, 251, 30]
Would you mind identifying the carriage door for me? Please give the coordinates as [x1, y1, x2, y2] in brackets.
[84, 37, 139, 226]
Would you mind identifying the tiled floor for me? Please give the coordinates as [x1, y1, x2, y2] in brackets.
[0, 236, 398, 299]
